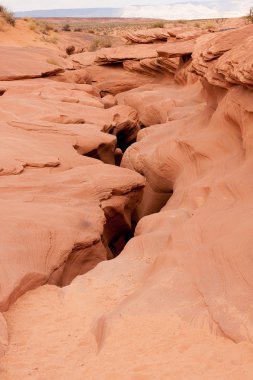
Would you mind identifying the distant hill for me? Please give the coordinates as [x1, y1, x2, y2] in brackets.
[14, 3, 248, 20]
[15, 8, 122, 18]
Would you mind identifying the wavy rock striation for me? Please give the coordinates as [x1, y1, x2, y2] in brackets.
[123, 28, 172, 44]
[1, 23, 253, 380]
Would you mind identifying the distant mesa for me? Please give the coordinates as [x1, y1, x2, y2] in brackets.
[15, 8, 123, 18]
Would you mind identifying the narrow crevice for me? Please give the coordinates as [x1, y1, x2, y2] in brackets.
[63, 100, 172, 283]
[116, 129, 137, 152]
[181, 54, 192, 64]
[46, 186, 144, 288]
[101, 186, 144, 258]
[73, 128, 138, 166]
[101, 185, 173, 261]
[107, 125, 140, 156]
[102, 209, 134, 258]
[73, 124, 173, 263]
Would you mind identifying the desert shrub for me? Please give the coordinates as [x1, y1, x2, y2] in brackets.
[47, 34, 58, 44]
[28, 19, 37, 31]
[194, 22, 201, 28]
[74, 27, 82, 32]
[88, 38, 99, 52]
[88, 29, 95, 34]
[88, 36, 112, 52]
[28, 18, 54, 35]
[35, 21, 54, 34]
[204, 21, 215, 29]
[177, 19, 187, 24]
[0, 5, 15, 26]
[62, 23, 71, 32]
[66, 45, 75, 55]
[246, 7, 253, 23]
[27, 18, 54, 35]
[100, 36, 112, 48]
[152, 21, 165, 28]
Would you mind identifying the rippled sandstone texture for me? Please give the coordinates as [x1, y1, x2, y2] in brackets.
[1, 16, 253, 380]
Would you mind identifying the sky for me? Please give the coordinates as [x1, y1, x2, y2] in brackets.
[1, 0, 252, 19]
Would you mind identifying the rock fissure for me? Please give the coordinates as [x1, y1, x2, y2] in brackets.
[1, 17, 253, 379]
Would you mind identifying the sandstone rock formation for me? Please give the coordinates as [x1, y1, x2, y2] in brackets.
[157, 39, 196, 58]
[0, 46, 73, 80]
[123, 27, 172, 44]
[77, 64, 160, 95]
[0, 46, 145, 356]
[1, 18, 253, 380]
[191, 25, 253, 86]
[94, 43, 164, 64]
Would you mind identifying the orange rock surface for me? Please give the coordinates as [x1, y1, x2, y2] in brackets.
[123, 27, 172, 44]
[1, 15, 253, 380]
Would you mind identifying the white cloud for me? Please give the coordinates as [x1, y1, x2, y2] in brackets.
[227, 0, 253, 17]
[120, 2, 250, 20]
[2, 0, 251, 18]
[121, 4, 221, 19]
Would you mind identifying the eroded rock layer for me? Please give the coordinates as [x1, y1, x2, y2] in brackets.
[1, 22, 253, 380]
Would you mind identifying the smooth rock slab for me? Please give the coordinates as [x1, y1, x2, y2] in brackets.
[0, 46, 73, 81]
[0, 164, 144, 311]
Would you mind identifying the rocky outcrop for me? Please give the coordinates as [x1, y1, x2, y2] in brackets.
[123, 28, 172, 44]
[157, 39, 196, 58]
[72, 44, 164, 68]
[123, 56, 180, 76]
[73, 38, 204, 79]
[191, 25, 253, 88]
[116, 81, 204, 127]
[80, 64, 160, 95]
[0, 46, 73, 80]
[1, 22, 253, 380]
[0, 80, 141, 149]
[52, 69, 92, 84]
[94, 43, 163, 65]
[0, 163, 144, 311]
[123, 26, 206, 44]
[0, 78, 145, 318]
